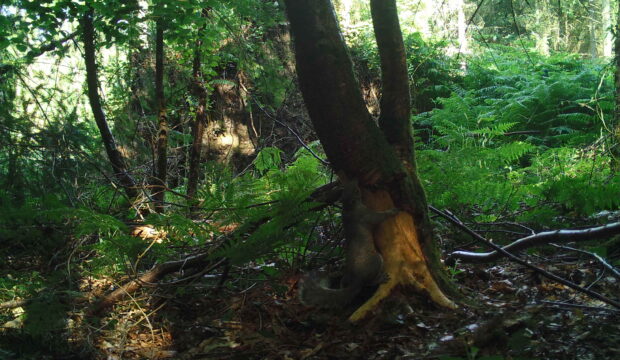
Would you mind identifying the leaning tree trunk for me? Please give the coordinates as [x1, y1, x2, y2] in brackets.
[284, 0, 456, 321]
[370, 0, 459, 314]
[81, 7, 138, 199]
[153, 18, 168, 213]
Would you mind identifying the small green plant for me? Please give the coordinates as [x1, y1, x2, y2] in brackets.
[448, 260, 464, 280]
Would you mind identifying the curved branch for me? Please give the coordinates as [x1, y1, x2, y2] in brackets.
[447, 221, 620, 264]
[25, 30, 79, 60]
[431, 206, 620, 309]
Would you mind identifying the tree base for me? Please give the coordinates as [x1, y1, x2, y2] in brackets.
[350, 190, 456, 322]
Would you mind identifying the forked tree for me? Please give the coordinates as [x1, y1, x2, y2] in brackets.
[284, 0, 458, 320]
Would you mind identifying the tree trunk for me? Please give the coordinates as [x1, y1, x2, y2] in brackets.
[557, 0, 566, 50]
[589, 0, 599, 58]
[370, 0, 413, 170]
[187, 23, 209, 207]
[284, 0, 456, 321]
[455, 0, 468, 70]
[602, 0, 613, 57]
[153, 18, 167, 213]
[613, 0, 620, 170]
[81, 7, 138, 199]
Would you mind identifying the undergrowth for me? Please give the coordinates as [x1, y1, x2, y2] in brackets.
[415, 48, 620, 225]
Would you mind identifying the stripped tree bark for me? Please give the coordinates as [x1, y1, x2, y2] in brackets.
[285, 0, 457, 322]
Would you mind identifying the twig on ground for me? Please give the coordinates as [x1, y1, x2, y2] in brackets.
[430, 206, 620, 309]
[539, 300, 619, 313]
[89, 253, 218, 315]
[447, 221, 620, 263]
[550, 243, 620, 279]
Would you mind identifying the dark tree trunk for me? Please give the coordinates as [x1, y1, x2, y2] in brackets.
[153, 19, 168, 213]
[613, 0, 620, 170]
[81, 8, 138, 199]
[370, 0, 413, 170]
[284, 0, 456, 321]
[370, 0, 457, 306]
[187, 13, 210, 207]
[557, 0, 566, 49]
[187, 56, 207, 204]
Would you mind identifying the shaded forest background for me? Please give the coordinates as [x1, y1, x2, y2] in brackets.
[1, 0, 619, 359]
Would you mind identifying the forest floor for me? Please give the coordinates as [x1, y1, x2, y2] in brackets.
[1, 229, 619, 360]
[89, 257, 619, 360]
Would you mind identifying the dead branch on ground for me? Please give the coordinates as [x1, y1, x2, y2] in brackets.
[447, 221, 620, 264]
[431, 206, 620, 309]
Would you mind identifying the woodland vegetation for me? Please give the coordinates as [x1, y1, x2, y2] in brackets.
[1, 0, 620, 359]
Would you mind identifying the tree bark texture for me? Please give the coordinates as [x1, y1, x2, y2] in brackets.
[81, 8, 138, 199]
[284, 0, 456, 321]
[153, 19, 168, 213]
[187, 29, 209, 205]
[557, 0, 566, 49]
[588, 0, 599, 58]
[370, 0, 414, 171]
[369, 0, 459, 310]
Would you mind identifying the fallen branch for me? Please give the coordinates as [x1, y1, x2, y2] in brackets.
[89, 181, 342, 315]
[550, 243, 620, 279]
[540, 300, 619, 313]
[503, 130, 541, 136]
[0, 299, 29, 310]
[447, 221, 620, 264]
[430, 206, 620, 309]
[89, 254, 221, 315]
[1, 293, 89, 310]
